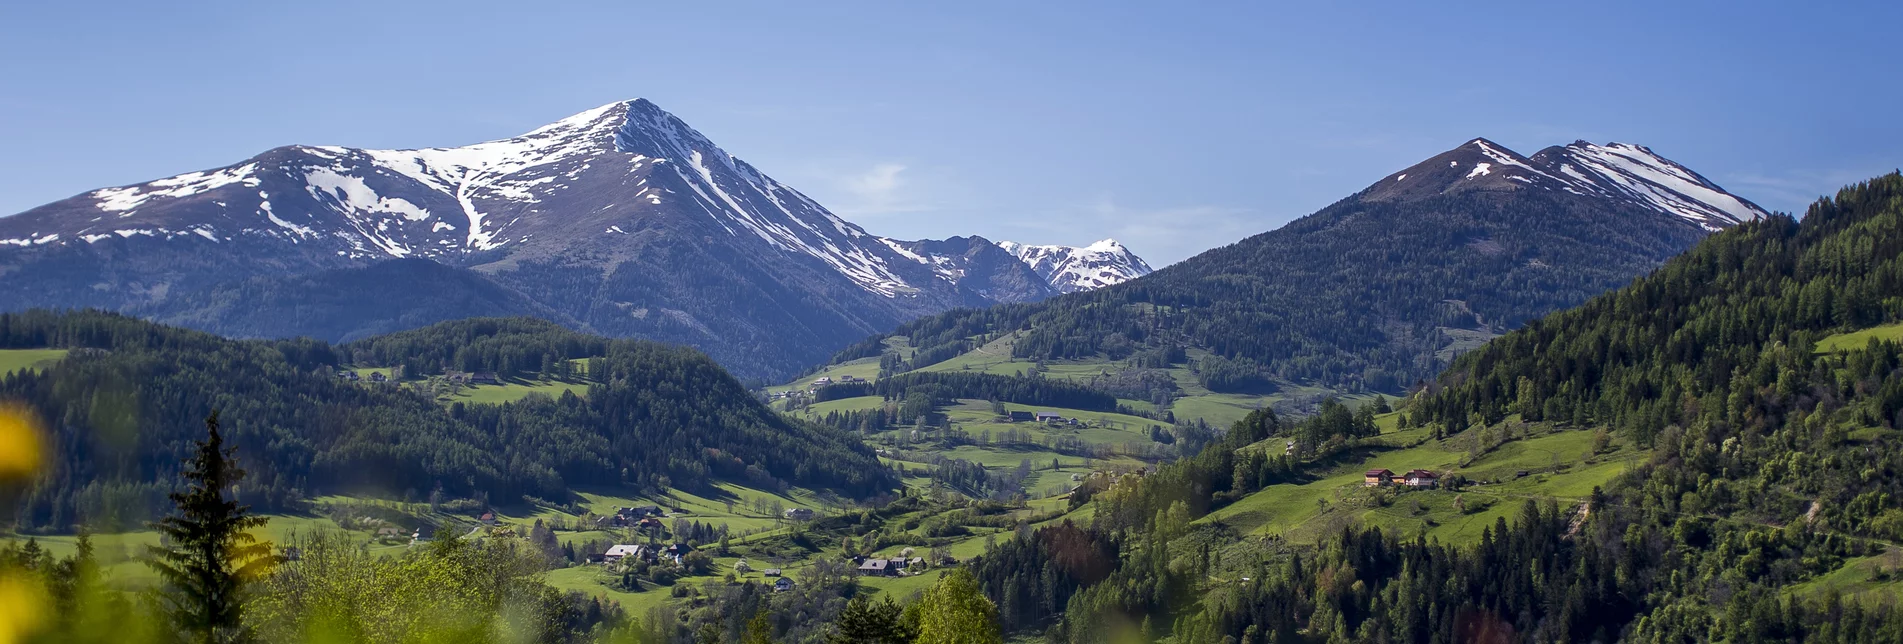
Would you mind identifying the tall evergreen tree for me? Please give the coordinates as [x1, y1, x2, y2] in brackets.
[146, 411, 277, 643]
[831, 595, 916, 644]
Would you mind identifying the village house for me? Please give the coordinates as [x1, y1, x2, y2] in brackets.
[478, 511, 497, 526]
[1364, 469, 1396, 487]
[603, 544, 643, 564]
[783, 507, 816, 521]
[857, 559, 899, 577]
[337, 371, 360, 381]
[470, 372, 500, 385]
[774, 577, 795, 592]
[1008, 410, 1034, 422]
[763, 568, 782, 577]
[1035, 411, 1064, 424]
[375, 527, 406, 542]
[369, 372, 388, 383]
[1402, 469, 1440, 488]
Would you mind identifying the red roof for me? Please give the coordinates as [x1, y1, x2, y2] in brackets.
[1365, 469, 1395, 477]
[1405, 469, 1438, 479]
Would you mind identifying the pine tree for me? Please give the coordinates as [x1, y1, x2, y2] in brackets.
[146, 411, 277, 643]
[831, 595, 916, 644]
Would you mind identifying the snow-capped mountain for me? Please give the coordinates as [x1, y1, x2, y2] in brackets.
[996, 239, 1154, 293]
[0, 99, 1137, 379]
[1365, 138, 1769, 230]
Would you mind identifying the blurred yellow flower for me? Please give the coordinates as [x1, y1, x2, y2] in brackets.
[0, 573, 47, 644]
[0, 403, 44, 481]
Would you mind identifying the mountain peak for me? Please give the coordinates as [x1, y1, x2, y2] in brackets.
[1363, 137, 1767, 230]
[998, 238, 1153, 293]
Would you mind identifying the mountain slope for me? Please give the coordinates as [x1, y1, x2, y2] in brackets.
[834, 138, 1767, 393]
[0, 100, 1150, 381]
[1, 310, 895, 531]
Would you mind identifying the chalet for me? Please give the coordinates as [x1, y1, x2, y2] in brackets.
[1035, 411, 1064, 423]
[773, 577, 795, 592]
[857, 559, 899, 577]
[838, 375, 862, 383]
[469, 372, 500, 385]
[763, 568, 782, 577]
[478, 511, 497, 526]
[811, 377, 832, 387]
[783, 508, 816, 521]
[603, 544, 643, 563]
[1364, 469, 1396, 487]
[338, 371, 360, 381]
[369, 372, 388, 383]
[664, 543, 693, 563]
[1402, 469, 1440, 488]
[1008, 411, 1034, 422]
[375, 527, 405, 541]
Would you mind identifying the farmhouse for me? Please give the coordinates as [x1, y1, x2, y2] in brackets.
[603, 544, 644, 563]
[763, 568, 782, 577]
[783, 508, 816, 521]
[857, 559, 899, 577]
[470, 372, 500, 385]
[774, 577, 795, 592]
[1364, 469, 1396, 486]
[1403, 469, 1440, 488]
[1008, 411, 1034, 422]
[369, 372, 388, 383]
[1035, 411, 1064, 423]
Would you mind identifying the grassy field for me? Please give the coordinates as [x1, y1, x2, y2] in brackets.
[770, 358, 884, 394]
[0, 348, 68, 376]
[1785, 549, 1903, 606]
[1816, 323, 1903, 353]
[1201, 419, 1639, 545]
[448, 377, 591, 405]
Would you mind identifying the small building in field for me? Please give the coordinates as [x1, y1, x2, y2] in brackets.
[774, 577, 795, 592]
[469, 372, 500, 385]
[1008, 411, 1034, 422]
[1035, 411, 1064, 423]
[338, 371, 360, 381]
[763, 568, 782, 577]
[857, 559, 899, 577]
[783, 508, 816, 521]
[1364, 469, 1396, 487]
[1403, 469, 1440, 488]
[478, 511, 497, 526]
[369, 372, 388, 383]
[603, 544, 643, 563]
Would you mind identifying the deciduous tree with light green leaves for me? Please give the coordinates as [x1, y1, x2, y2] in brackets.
[912, 569, 1002, 644]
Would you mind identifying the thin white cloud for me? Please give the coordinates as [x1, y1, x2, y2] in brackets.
[821, 162, 939, 218]
[1721, 167, 1898, 216]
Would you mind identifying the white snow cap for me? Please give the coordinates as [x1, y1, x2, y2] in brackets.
[998, 238, 1153, 293]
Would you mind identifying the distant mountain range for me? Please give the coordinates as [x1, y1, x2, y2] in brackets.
[0, 99, 1149, 380]
[834, 137, 1769, 394]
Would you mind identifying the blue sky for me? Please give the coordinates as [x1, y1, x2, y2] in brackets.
[2, 1, 1898, 265]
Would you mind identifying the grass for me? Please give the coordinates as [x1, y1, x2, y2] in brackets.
[0, 348, 67, 376]
[1785, 549, 1903, 606]
[1816, 323, 1903, 353]
[1200, 424, 1640, 545]
[771, 358, 884, 394]
[449, 377, 590, 405]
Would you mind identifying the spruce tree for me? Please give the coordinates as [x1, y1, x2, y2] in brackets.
[146, 411, 277, 643]
[831, 595, 915, 643]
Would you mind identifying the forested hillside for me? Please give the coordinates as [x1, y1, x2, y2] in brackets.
[0, 311, 894, 532]
[960, 173, 1903, 642]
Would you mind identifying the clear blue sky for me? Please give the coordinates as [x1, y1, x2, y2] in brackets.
[3, 1, 1898, 265]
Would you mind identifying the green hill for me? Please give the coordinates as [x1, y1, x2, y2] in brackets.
[0, 311, 895, 533]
